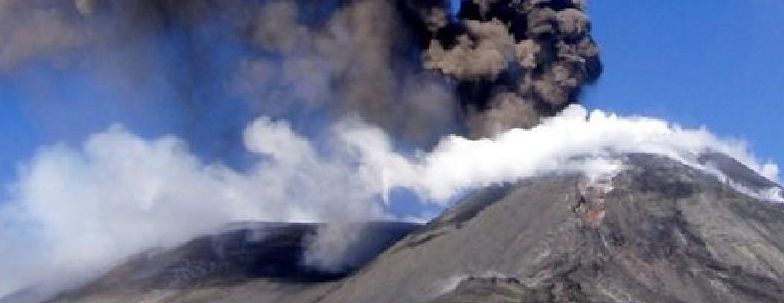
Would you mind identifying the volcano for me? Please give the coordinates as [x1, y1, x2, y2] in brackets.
[10, 153, 784, 303]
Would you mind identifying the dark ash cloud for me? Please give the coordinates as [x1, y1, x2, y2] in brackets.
[400, 0, 602, 137]
[0, 0, 601, 146]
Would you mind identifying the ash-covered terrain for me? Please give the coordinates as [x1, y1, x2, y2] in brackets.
[13, 153, 783, 303]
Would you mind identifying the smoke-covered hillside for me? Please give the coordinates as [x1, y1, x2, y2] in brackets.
[21, 153, 784, 303]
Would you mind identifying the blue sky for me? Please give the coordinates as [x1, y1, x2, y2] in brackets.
[1, 0, 783, 188]
[585, 0, 784, 169]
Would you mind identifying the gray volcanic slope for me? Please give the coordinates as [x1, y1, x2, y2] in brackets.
[18, 153, 784, 303]
[37, 222, 419, 303]
[320, 153, 784, 303]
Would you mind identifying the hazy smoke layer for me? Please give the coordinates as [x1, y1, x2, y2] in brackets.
[0, 0, 457, 148]
[240, 0, 463, 145]
[1, 106, 779, 296]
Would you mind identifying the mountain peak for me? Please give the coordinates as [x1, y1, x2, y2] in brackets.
[319, 153, 784, 303]
[19, 153, 784, 303]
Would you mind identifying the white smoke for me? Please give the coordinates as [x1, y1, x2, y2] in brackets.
[0, 119, 388, 296]
[342, 105, 779, 202]
[0, 105, 780, 297]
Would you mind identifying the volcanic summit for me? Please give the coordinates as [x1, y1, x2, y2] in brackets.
[18, 153, 784, 303]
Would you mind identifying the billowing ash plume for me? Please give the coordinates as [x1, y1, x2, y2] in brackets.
[239, 0, 459, 145]
[399, 0, 601, 136]
[243, 0, 601, 138]
[0, 0, 600, 147]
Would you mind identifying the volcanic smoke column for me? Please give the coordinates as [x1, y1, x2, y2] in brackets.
[401, 0, 602, 137]
[0, 0, 601, 148]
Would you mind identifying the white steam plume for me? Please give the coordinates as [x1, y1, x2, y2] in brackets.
[0, 105, 780, 297]
[0, 119, 388, 296]
[346, 105, 780, 201]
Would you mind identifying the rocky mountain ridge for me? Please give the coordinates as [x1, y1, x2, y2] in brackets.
[7, 153, 784, 303]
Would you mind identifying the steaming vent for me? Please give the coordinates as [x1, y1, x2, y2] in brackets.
[576, 173, 614, 227]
